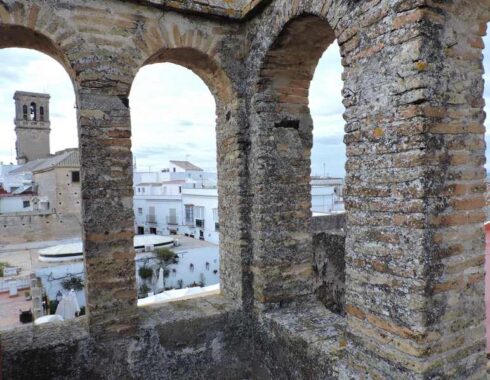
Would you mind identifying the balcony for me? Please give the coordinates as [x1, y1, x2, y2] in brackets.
[146, 215, 157, 224]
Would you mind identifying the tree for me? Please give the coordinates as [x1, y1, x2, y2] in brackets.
[154, 247, 179, 266]
[61, 276, 84, 291]
[153, 247, 179, 288]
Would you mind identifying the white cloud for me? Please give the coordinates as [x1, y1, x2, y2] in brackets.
[130, 63, 217, 172]
[0, 45, 346, 176]
[310, 42, 346, 177]
[5, 35, 489, 179]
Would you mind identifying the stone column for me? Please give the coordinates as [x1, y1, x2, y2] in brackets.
[79, 89, 137, 337]
[217, 98, 254, 309]
[341, 2, 487, 378]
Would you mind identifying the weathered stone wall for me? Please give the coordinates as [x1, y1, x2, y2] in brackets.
[311, 213, 346, 315]
[0, 0, 487, 379]
[0, 211, 81, 244]
[2, 296, 252, 380]
[313, 231, 346, 315]
[34, 167, 81, 215]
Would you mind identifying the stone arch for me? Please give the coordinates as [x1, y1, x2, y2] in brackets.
[249, 13, 340, 306]
[140, 47, 234, 107]
[0, 2, 77, 82]
[129, 41, 248, 303]
[255, 14, 336, 129]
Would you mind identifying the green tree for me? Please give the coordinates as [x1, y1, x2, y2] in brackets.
[153, 247, 179, 288]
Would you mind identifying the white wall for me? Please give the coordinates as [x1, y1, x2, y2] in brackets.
[134, 197, 182, 235]
[311, 186, 344, 213]
[0, 165, 26, 192]
[181, 188, 219, 244]
[0, 195, 32, 213]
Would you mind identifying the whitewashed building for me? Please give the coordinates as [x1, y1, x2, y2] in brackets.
[180, 186, 219, 244]
[0, 163, 27, 193]
[133, 161, 343, 245]
[310, 177, 345, 213]
[133, 161, 219, 242]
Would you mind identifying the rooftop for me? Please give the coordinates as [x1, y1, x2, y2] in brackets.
[170, 160, 203, 171]
[9, 149, 79, 175]
[13, 91, 50, 99]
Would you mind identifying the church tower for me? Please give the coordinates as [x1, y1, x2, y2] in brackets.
[13, 91, 51, 164]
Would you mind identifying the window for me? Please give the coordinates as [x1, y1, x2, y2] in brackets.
[39, 106, 44, 121]
[23, 200, 30, 208]
[168, 208, 177, 225]
[142, 187, 145, 193]
[185, 205, 194, 225]
[148, 206, 155, 221]
[137, 188, 140, 193]
[179, 186, 182, 194]
[213, 208, 219, 222]
[195, 206, 204, 220]
[30, 102, 37, 121]
[22, 105, 28, 120]
[215, 222, 220, 232]
[138, 208, 143, 215]
[137, 226, 144, 235]
[162, 186, 167, 195]
[195, 206, 204, 228]
[71, 171, 80, 183]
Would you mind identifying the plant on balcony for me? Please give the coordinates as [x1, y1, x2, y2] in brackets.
[138, 266, 153, 280]
[0, 261, 10, 277]
[61, 276, 84, 291]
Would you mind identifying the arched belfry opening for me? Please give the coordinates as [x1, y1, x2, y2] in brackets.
[250, 14, 343, 307]
[29, 102, 36, 121]
[129, 50, 230, 303]
[0, 43, 81, 325]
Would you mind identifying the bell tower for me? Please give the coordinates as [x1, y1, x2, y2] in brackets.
[13, 91, 51, 164]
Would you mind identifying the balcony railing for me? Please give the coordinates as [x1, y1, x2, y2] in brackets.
[146, 215, 156, 224]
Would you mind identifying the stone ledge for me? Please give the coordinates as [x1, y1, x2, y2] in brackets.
[255, 301, 346, 378]
[1, 295, 249, 379]
[138, 293, 241, 327]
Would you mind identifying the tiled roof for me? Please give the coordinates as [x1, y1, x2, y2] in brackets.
[10, 149, 79, 175]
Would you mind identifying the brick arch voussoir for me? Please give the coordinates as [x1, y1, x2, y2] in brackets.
[251, 0, 352, 84]
[131, 17, 234, 102]
[0, 2, 77, 82]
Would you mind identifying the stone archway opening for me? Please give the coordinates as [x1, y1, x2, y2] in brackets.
[129, 51, 227, 303]
[0, 40, 82, 328]
[250, 14, 344, 308]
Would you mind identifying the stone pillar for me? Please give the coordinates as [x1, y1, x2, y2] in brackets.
[79, 89, 137, 337]
[341, 2, 487, 378]
[30, 274, 43, 319]
[217, 99, 254, 309]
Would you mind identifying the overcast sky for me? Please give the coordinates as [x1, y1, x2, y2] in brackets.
[1, 36, 489, 177]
